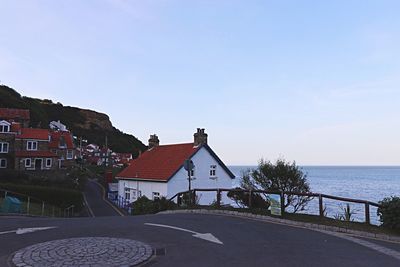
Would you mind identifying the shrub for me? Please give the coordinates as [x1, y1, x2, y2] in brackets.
[132, 196, 176, 215]
[378, 196, 400, 230]
[227, 187, 270, 209]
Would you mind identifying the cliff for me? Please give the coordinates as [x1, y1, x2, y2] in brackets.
[0, 85, 146, 156]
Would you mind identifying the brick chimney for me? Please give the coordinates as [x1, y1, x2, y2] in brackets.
[194, 128, 208, 146]
[148, 134, 160, 149]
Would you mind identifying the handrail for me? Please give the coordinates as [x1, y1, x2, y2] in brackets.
[168, 188, 381, 225]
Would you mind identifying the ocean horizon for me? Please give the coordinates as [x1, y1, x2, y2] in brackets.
[228, 165, 400, 224]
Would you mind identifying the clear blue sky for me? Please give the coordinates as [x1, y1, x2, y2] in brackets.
[1, 0, 400, 165]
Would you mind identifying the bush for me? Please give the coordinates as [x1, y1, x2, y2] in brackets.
[378, 196, 400, 230]
[0, 183, 84, 211]
[132, 196, 176, 215]
[227, 187, 270, 209]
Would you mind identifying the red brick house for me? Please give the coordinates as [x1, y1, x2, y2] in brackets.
[49, 131, 75, 168]
[14, 128, 58, 171]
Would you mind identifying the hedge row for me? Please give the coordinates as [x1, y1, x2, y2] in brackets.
[0, 183, 83, 211]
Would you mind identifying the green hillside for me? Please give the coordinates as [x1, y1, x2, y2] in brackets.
[0, 85, 146, 157]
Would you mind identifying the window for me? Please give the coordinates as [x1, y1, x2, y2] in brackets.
[152, 192, 160, 200]
[46, 158, 52, 167]
[0, 159, 6, 168]
[25, 158, 31, 167]
[0, 122, 10, 133]
[124, 188, 130, 200]
[210, 165, 217, 177]
[27, 141, 38, 151]
[0, 142, 9, 153]
[67, 150, 73, 159]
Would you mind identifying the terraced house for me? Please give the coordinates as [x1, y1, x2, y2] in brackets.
[0, 108, 75, 171]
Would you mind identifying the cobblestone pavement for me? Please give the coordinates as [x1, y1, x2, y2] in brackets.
[11, 237, 153, 267]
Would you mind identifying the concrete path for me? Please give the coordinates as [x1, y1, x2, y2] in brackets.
[0, 213, 399, 266]
[83, 179, 122, 217]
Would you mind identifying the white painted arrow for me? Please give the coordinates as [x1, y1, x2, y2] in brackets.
[0, 226, 57, 235]
[144, 223, 223, 245]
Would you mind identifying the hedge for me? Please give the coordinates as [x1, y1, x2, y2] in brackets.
[378, 196, 400, 230]
[0, 183, 83, 211]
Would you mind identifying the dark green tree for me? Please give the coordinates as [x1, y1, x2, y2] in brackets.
[240, 159, 312, 213]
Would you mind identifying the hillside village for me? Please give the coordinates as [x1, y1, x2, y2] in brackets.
[0, 108, 134, 172]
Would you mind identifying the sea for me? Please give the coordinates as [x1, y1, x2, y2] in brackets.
[228, 166, 400, 225]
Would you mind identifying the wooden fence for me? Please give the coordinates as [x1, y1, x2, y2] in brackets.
[169, 188, 381, 225]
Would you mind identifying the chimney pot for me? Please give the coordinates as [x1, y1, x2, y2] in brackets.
[194, 128, 208, 146]
[148, 134, 160, 149]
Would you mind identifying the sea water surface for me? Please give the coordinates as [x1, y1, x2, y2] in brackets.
[228, 166, 400, 224]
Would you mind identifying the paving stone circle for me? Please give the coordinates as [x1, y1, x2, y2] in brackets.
[11, 237, 153, 267]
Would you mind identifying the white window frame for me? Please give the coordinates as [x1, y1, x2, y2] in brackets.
[25, 158, 31, 167]
[0, 121, 10, 133]
[210, 165, 217, 178]
[152, 192, 160, 200]
[0, 158, 7, 168]
[124, 187, 131, 201]
[27, 141, 38, 151]
[66, 149, 73, 159]
[46, 158, 52, 167]
[0, 142, 9, 153]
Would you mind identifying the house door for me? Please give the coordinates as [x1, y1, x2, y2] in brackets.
[35, 159, 43, 170]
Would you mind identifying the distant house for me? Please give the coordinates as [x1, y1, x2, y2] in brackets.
[14, 128, 57, 171]
[49, 131, 75, 168]
[116, 129, 235, 205]
[49, 120, 68, 132]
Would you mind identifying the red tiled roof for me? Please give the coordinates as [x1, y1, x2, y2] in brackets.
[117, 143, 199, 181]
[0, 108, 30, 120]
[16, 128, 49, 140]
[15, 151, 58, 158]
[49, 131, 74, 149]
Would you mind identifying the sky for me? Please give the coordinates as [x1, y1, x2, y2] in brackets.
[1, 0, 400, 165]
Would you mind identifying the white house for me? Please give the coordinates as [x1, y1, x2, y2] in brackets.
[116, 128, 235, 205]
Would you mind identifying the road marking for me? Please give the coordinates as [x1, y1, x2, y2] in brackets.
[316, 229, 400, 261]
[0, 227, 57, 235]
[83, 193, 95, 217]
[93, 179, 125, 217]
[145, 223, 223, 245]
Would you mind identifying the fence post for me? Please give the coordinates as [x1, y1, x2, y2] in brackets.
[365, 202, 370, 224]
[319, 194, 324, 217]
[4, 191, 7, 198]
[41, 202, 45, 216]
[280, 192, 285, 215]
[248, 190, 252, 209]
[27, 197, 30, 215]
[216, 189, 221, 207]
[177, 193, 181, 206]
[192, 190, 196, 207]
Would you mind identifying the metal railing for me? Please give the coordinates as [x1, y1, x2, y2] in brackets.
[169, 188, 381, 225]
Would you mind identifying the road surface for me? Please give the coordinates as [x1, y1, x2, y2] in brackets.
[0, 213, 399, 266]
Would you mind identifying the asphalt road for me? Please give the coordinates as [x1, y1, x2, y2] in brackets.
[83, 179, 122, 217]
[1, 213, 399, 266]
